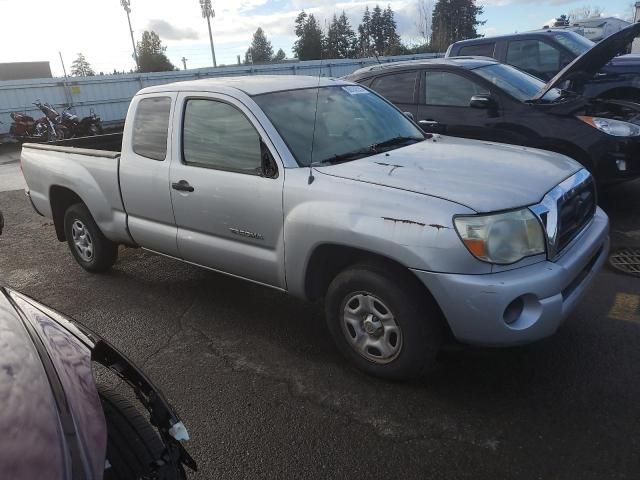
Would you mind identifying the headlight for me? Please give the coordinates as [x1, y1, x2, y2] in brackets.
[454, 209, 545, 264]
[577, 116, 640, 137]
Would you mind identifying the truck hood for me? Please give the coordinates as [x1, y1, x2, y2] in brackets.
[315, 136, 581, 213]
[535, 22, 640, 100]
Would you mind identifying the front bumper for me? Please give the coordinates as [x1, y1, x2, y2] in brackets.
[412, 207, 609, 346]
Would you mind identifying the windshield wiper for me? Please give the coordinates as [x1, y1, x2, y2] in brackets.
[313, 148, 375, 166]
[311, 136, 423, 167]
[371, 136, 422, 152]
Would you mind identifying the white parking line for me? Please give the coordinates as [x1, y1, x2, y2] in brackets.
[0, 162, 26, 192]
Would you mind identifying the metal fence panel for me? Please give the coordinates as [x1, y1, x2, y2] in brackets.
[0, 53, 441, 137]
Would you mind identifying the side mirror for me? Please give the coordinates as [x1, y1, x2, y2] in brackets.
[260, 140, 278, 179]
[469, 95, 494, 109]
[403, 111, 414, 121]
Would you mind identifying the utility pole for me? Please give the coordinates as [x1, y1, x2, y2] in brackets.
[121, 0, 139, 70]
[58, 51, 73, 106]
[181, 57, 188, 70]
[200, 0, 217, 67]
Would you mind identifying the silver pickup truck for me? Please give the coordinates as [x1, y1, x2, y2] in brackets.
[21, 76, 609, 379]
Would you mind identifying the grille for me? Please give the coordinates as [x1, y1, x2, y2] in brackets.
[555, 174, 596, 253]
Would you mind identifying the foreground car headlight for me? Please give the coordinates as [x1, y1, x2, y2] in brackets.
[577, 116, 640, 137]
[454, 209, 545, 264]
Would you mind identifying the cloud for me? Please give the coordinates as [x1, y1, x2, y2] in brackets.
[147, 19, 199, 41]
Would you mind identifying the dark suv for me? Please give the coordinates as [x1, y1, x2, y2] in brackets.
[344, 24, 640, 185]
[446, 28, 640, 101]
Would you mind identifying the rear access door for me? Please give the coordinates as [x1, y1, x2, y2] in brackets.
[119, 93, 180, 257]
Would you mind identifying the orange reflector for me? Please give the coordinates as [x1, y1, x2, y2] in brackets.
[464, 239, 486, 259]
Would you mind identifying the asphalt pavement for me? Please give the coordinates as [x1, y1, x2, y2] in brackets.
[1, 145, 639, 479]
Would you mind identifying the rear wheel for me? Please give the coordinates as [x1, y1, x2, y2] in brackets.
[63, 203, 118, 272]
[325, 265, 443, 380]
[99, 385, 186, 480]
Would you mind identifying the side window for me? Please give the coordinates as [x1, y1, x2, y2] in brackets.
[506, 40, 561, 79]
[369, 72, 417, 104]
[423, 71, 489, 107]
[458, 43, 496, 58]
[182, 99, 261, 174]
[132, 97, 172, 161]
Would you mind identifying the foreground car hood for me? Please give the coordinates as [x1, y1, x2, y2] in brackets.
[315, 136, 581, 213]
[536, 22, 640, 100]
[0, 288, 106, 480]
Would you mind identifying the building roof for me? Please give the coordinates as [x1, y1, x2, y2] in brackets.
[573, 17, 630, 28]
[0, 62, 52, 81]
[138, 75, 351, 96]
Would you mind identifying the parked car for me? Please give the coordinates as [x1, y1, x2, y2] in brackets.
[345, 24, 640, 185]
[0, 209, 196, 479]
[446, 23, 640, 101]
[21, 75, 609, 379]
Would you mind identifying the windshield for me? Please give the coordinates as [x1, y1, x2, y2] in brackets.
[551, 31, 594, 56]
[474, 63, 562, 102]
[253, 85, 424, 166]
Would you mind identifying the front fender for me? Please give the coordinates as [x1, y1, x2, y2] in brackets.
[282, 169, 488, 298]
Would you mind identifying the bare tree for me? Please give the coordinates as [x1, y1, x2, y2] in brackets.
[568, 5, 603, 22]
[415, 0, 435, 43]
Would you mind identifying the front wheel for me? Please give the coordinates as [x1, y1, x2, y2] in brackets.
[63, 203, 118, 272]
[325, 265, 443, 380]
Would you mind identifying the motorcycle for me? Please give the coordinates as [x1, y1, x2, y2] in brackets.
[9, 101, 64, 142]
[10, 101, 103, 142]
[60, 107, 103, 137]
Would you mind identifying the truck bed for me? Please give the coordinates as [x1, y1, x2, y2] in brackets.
[46, 132, 123, 153]
[21, 133, 131, 246]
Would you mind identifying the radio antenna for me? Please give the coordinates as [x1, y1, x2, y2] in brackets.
[307, 15, 327, 185]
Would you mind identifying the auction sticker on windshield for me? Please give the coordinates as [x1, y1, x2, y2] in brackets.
[342, 85, 369, 95]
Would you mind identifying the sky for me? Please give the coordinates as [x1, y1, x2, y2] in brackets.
[0, 0, 635, 76]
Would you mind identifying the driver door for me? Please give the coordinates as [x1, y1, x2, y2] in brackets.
[169, 92, 286, 288]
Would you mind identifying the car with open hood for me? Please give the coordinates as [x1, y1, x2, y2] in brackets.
[0, 211, 196, 479]
[446, 23, 640, 102]
[345, 23, 640, 185]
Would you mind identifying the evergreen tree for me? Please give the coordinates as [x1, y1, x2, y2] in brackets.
[71, 53, 95, 76]
[431, 0, 485, 52]
[244, 28, 274, 64]
[326, 11, 356, 59]
[370, 5, 385, 56]
[293, 11, 324, 60]
[357, 6, 372, 57]
[382, 6, 403, 55]
[136, 31, 175, 72]
[273, 48, 287, 62]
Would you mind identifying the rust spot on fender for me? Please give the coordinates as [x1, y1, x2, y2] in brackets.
[382, 217, 450, 230]
[382, 217, 426, 227]
[428, 224, 450, 230]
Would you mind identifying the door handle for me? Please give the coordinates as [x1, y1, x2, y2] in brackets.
[419, 119, 439, 127]
[171, 180, 194, 192]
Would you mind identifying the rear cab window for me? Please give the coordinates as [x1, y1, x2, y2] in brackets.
[132, 97, 172, 161]
[458, 43, 496, 58]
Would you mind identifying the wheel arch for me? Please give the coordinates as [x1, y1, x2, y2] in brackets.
[304, 244, 451, 335]
[50, 185, 84, 241]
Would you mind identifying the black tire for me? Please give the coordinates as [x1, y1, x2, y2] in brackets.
[63, 203, 118, 272]
[99, 385, 186, 480]
[325, 264, 443, 380]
